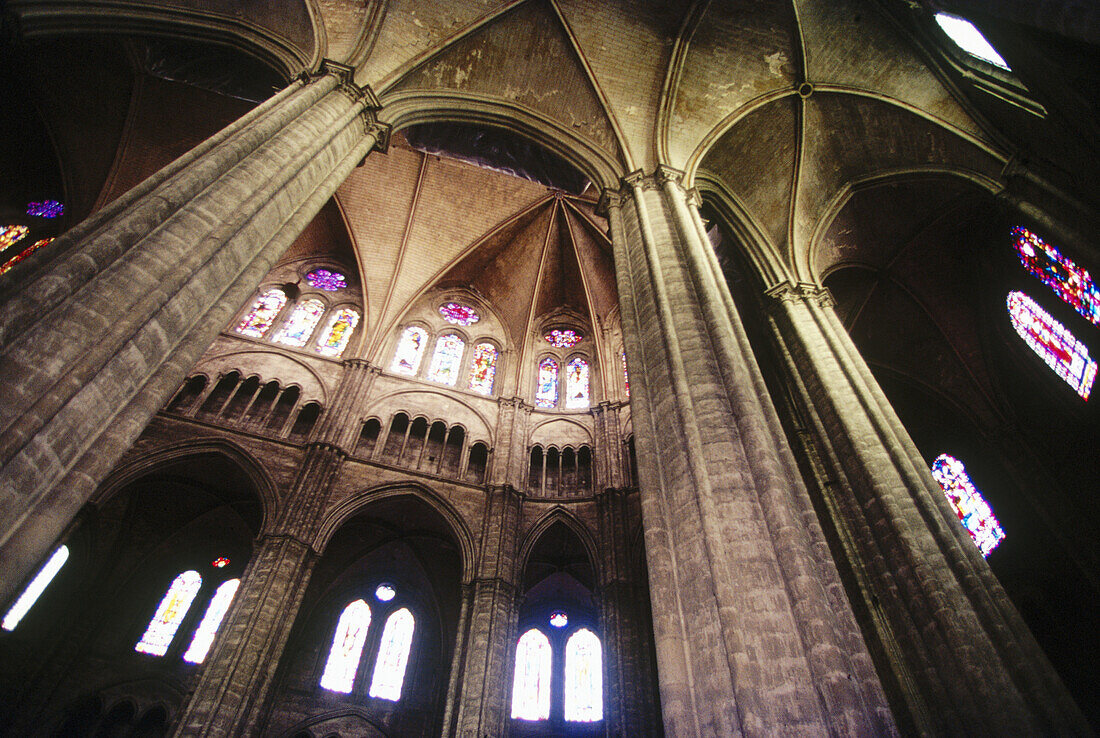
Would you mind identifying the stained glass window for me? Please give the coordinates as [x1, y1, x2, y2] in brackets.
[392, 326, 428, 375]
[467, 343, 498, 395]
[549, 611, 568, 628]
[375, 584, 395, 602]
[535, 358, 559, 408]
[236, 288, 287, 338]
[320, 600, 372, 693]
[368, 608, 415, 701]
[1013, 226, 1100, 327]
[2, 545, 69, 631]
[565, 357, 590, 409]
[934, 13, 1011, 70]
[183, 578, 240, 664]
[622, 351, 630, 398]
[428, 333, 465, 386]
[211, 557, 229, 569]
[26, 200, 64, 218]
[564, 628, 603, 722]
[306, 269, 347, 291]
[135, 571, 202, 657]
[931, 454, 1006, 557]
[440, 302, 479, 326]
[273, 299, 326, 348]
[545, 329, 583, 348]
[0, 237, 54, 276]
[511, 629, 552, 721]
[1007, 291, 1097, 399]
[316, 308, 360, 357]
[0, 224, 29, 252]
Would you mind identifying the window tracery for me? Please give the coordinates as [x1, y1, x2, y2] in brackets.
[564, 628, 603, 722]
[305, 268, 347, 291]
[440, 302, 480, 326]
[510, 618, 603, 724]
[1007, 291, 1096, 399]
[545, 329, 583, 348]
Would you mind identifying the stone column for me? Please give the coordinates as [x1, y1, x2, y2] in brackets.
[763, 282, 1089, 735]
[445, 484, 522, 737]
[490, 396, 529, 489]
[599, 167, 896, 736]
[592, 401, 625, 490]
[0, 62, 389, 607]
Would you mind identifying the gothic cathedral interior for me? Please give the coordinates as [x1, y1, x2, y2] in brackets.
[1, 1, 1098, 736]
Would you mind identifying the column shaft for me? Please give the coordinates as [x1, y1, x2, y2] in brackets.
[601, 169, 895, 737]
[767, 284, 1087, 734]
[0, 67, 386, 607]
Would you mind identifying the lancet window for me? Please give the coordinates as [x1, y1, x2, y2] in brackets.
[392, 326, 428, 375]
[236, 288, 288, 338]
[1013, 226, 1100, 327]
[319, 586, 416, 700]
[0, 236, 54, 276]
[565, 357, 590, 409]
[182, 578, 240, 664]
[273, 299, 326, 348]
[316, 308, 360, 357]
[931, 454, 1006, 557]
[467, 342, 498, 395]
[1007, 291, 1097, 399]
[535, 357, 560, 408]
[511, 613, 603, 725]
[427, 333, 466, 386]
[2, 545, 69, 631]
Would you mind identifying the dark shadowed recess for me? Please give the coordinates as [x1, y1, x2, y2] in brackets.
[403, 122, 590, 195]
[133, 37, 287, 103]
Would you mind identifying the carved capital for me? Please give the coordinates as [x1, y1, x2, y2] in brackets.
[765, 281, 835, 308]
[596, 188, 624, 216]
[654, 164, 686, 188]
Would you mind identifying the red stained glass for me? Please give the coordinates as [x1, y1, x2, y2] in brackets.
[545, 329, 583, 348]
[440, 302, 480, 326]
[1013, 226, 1100, 327]
[1007, 292, 1096, 399]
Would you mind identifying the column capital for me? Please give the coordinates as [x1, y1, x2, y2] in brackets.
[497, 395, 529, 411]
[765, 280, 835, 308]
[596, 188, 624, 216]
[654, 164, 687, 188]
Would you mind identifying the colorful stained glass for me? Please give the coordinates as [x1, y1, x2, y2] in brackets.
[935, 12, 1011, 70]
[1007, 292, 1097, 399]
[316, 308, 360, 357]
[235, 288, 287, 338]
[26, 200, 64, 218]
[0, 237, 54, 276]
[440, 302, 480, 326]
[392, 326, 428, 376]
[931, 454, 1006, 557]
[368, 608, 415, 701]
[320, 600, 371, 693]
[305, 268, 347, 291]
[564, 628, 603, 722]
[549, 611, 568, 628]
[375, 584, 396, 602]
[135, 571, 202, 656]
[211, 557, 229, 569]
[1013, 226, 1100, 327]
[273, 299, 326, 347]
[467, 343, 498, 395]
[565, 357, 590, 409]
[2, 545, 69, 631]
[511, 629, 552, 721]
[428, 333, 465, 386]
[545, 329, 583, 348]
[535, 358, 559, 408]
[183, 578, 240, 664]
[621, 351, 630, 398]
[0, 224, 29, 252]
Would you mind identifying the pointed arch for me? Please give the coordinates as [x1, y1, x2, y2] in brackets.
[517, 507, 599, 583]
[90, 438, 278, 534]
[314, 483, 476, 583]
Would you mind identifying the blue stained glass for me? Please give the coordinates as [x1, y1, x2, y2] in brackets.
[467, 343, 498, 395]
[1013, 226, 1100, 327]
[428, 334, 465, 386]
[26, 200, 64, 218]
[316, 308, 360, 357]
[1007, 291, 1096, 399]
[536, 358, 559, 408]
[273, 299, 326, 347]
[306, 269, 347, 291]
[931, 454, 1005, 557]
[236, 288, 287, 338]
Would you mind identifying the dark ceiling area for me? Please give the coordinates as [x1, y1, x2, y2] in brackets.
[403, 122, 590, 195]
